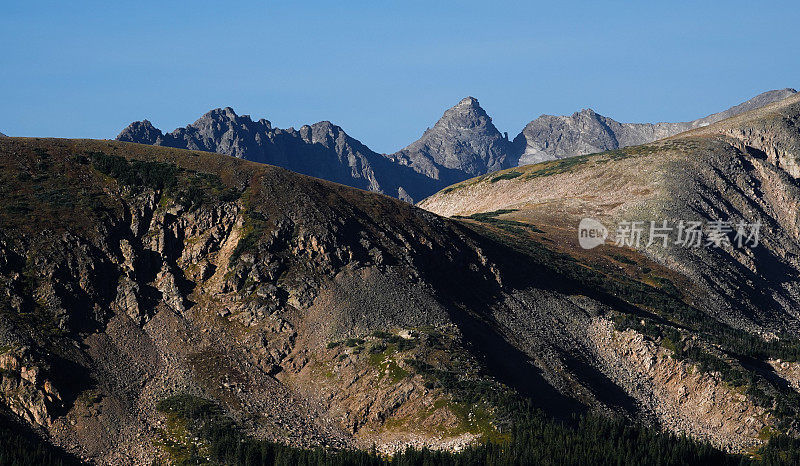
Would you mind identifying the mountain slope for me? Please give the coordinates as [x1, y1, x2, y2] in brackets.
[7, 128, 800, 462]
[0, 137, 493, 461]
[421, 92, 800, 451]
[511, 88, 797, 165]
[0, 136, 629, 462]
[7, 133, 800, 462]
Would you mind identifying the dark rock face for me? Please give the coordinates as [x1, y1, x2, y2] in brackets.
[116, 120, 162, 145]
[117, 107, 439, 203]
[118, 108, 381, 192]
[511, 89, 797, 165]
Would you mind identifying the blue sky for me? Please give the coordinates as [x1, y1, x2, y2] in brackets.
[1, 1, 798, 153]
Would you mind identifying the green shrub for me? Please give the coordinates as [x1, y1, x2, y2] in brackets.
[490, 171, 523, 182]
[396, 338, 417, 351]
[91, 151, 177, 190]
[344, 338, 365, 347]
[156, 394, 218, 420]
[369, 342, 388, 354]
[371, 330, 392, 339]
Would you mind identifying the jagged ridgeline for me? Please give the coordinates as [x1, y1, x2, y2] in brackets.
[116, 90, 796, 204]
[1, 136, 800, 465]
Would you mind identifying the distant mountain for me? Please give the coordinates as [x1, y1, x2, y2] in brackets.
[387, 96, 511, 184]
[117, 89, 797, 202]
[117, 99, 515, 203]
[117, 107, 434, 202]
[511, 88, 797, 165]
[0, 131, 6, 137]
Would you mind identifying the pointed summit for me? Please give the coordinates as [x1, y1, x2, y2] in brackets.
[436, 96, 492, 128]
[201, 106, 240, 122]
[390, 97, 512, 187]
[456, 96, 480, 107]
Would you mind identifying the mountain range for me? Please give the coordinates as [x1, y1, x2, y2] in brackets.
[118, 89, 797, 202]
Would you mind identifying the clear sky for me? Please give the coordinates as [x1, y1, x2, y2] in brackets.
[2, 0, 798, 153]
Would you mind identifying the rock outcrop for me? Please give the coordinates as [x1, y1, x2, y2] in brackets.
[588, 318, 769, 452]
[0, 350, 63, 427]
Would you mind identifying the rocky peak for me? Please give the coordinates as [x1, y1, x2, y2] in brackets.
[116, 120, 164, 145]
[390, 97, 512, 180]
[187, 107, 263, 135]
[298, 121, 344, 146]
[454, 96, 480, 109]
[568, 108, 607, 125]
[200, 106, 243, 124]
[511, 88, 799, 165]
[435, 96, 494, 131]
